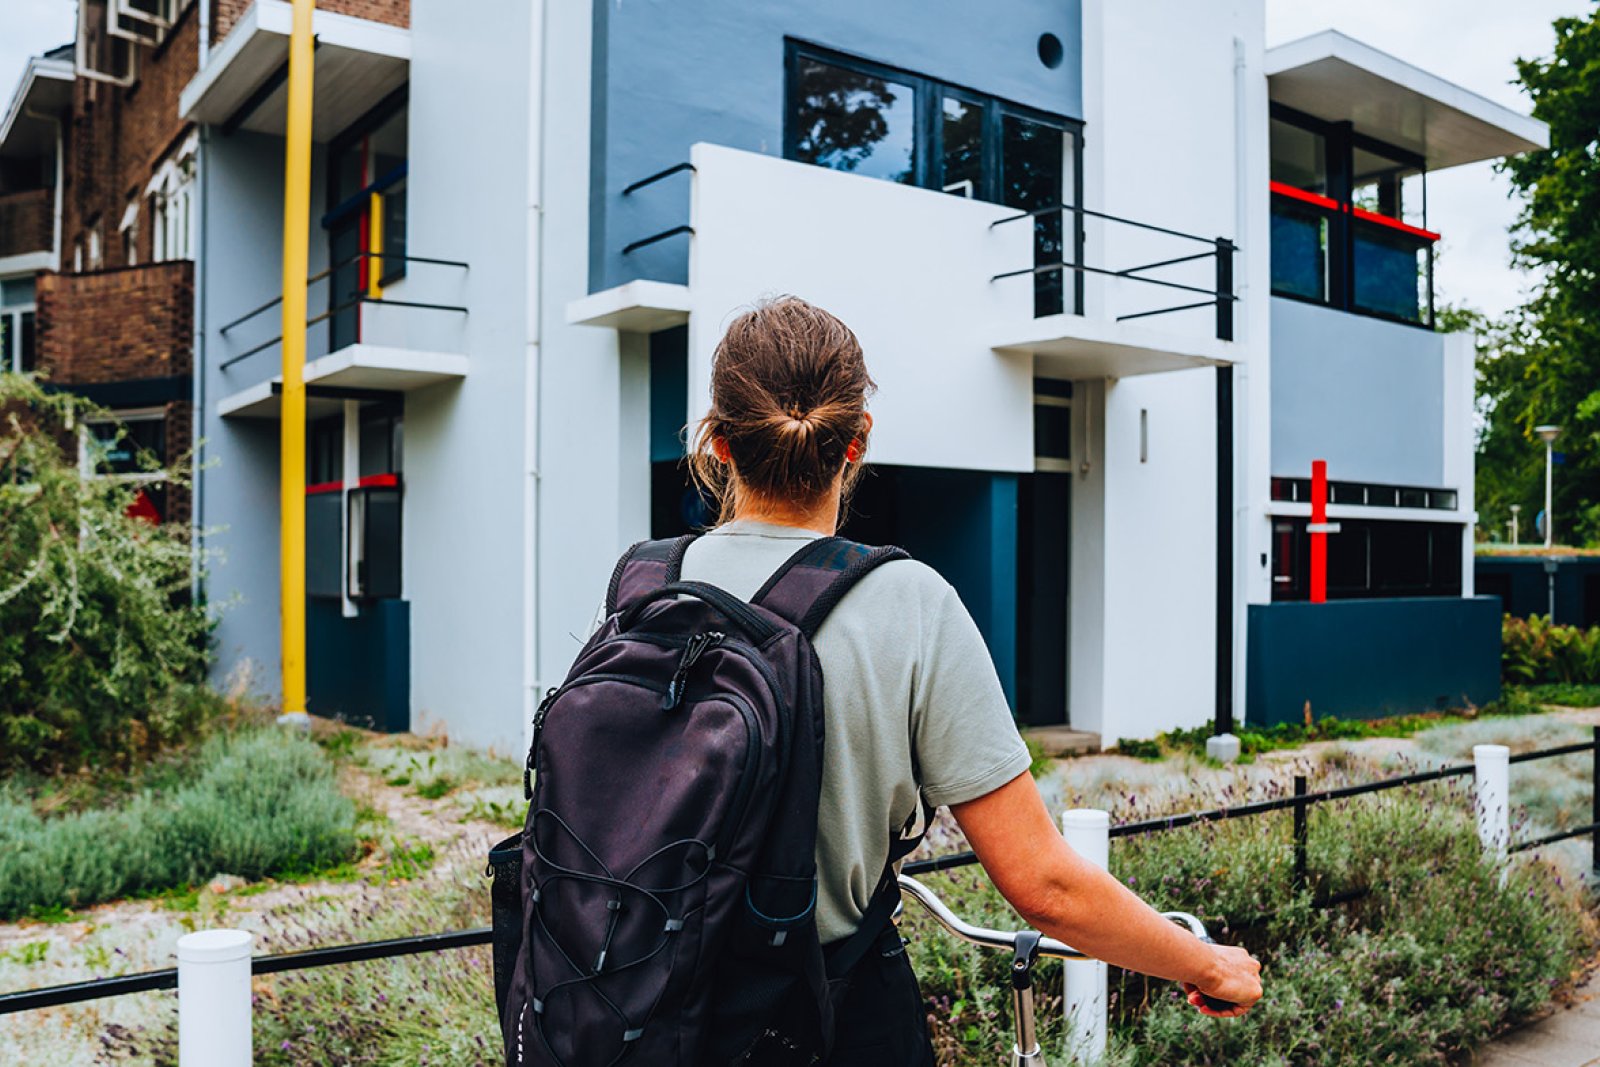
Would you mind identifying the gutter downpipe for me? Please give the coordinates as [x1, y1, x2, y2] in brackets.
[199, 0, 211, 68]
[191, 124, 209, 599]
[524, 0, 548, 740]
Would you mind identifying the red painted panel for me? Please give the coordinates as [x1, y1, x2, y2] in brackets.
[1310, 459, 1328, 605]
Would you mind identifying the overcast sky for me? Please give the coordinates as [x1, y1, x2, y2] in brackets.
[0, 1, 1580, 319]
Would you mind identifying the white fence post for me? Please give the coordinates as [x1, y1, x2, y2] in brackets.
[177, 929, 253, 1066]
[1061, 809, 1110, 1065]
[1474, 744, 1510, 863]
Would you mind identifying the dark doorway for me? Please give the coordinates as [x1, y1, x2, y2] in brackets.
[1017, 472, 1070, 725]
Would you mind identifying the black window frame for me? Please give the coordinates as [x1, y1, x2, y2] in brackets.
[1268, 103, 1435, 330]
[783, 39, 1085, 314]
[323, 85, 410, 351]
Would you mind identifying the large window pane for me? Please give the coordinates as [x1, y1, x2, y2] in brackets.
[941, 96, 984, 197]
[1352, 144, 1423, 227]
[19, 310, 34, 373]
[792, 59, 916, 185]
[1002, 114, 1066, 317]
[1270, 117, 1327, 194]
[1270, 198, 1329, 302]
[1352, 220, 1429, 323]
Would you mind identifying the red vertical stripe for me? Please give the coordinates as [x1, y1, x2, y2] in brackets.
[1310, 459, 1328, 604]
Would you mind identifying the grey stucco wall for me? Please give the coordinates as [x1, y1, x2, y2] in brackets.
[198, 130, 329, 697]
[590, 0, 1083, 291]
[1270, 296, 1446, 487]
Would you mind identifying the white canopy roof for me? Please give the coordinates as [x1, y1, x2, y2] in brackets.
[1266, 31, 1548, 171]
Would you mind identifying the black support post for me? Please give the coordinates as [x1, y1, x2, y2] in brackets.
[1215, 366, 1235, 736]
[1214, 238, 1236, 342]
[1293, 775, 1309, 893]
[1593, 726, 1599, 882]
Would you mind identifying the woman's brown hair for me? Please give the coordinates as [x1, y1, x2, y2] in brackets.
[689, 297, 875, 526]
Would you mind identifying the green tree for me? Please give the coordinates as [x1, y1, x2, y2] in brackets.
[1479, 8, 1600, 545]
[0, 373, 214, 770]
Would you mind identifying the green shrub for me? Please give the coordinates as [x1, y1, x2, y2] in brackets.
[902, 784, 1592, 1066]
[1502, 613, 1600, 685]
[1520, 681, 1600, 707]
[0, 729, 357, 919]
[0, 374, 216, 771]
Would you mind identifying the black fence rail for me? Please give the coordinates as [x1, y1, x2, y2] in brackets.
[3, 731, 1595, 1017]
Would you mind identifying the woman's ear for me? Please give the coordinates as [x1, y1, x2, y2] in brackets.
[712, 436, 731, 463]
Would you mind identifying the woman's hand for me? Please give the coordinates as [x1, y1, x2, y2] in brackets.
[1183, 943, 1262, 1017]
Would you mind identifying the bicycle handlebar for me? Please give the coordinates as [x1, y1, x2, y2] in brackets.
[896, 874, 1212, 957]
[895, 874, 1237, 1013]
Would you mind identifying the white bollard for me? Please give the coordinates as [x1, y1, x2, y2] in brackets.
[177, 929, 253, 1066]
[1061, 809, 1110, 1065]
[1474, 744, 1511, 863]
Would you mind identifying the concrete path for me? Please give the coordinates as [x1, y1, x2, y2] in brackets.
[1475, 966, 1600, 1066]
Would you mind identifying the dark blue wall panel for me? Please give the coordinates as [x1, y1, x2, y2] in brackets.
[308, 598, 411, 733]
[1246, 597, 1501, 727]
[591, 0, 1083, 292]
[1475, 556, 1600, 628]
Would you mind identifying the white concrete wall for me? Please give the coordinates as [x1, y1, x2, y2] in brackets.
[404, 0, 538, 753]
[1442, 330, 1476, 595]
[1074, 0, 1268, 739]
[685, 143, 1036, 474]
[534, 0, 643, 753]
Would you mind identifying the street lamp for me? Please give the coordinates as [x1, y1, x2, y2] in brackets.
[1536, 425, 1561, 549]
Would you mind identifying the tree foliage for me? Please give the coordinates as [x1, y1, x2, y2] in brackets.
[0, 373, 213, 770]
[1478, 9, 1600, 544]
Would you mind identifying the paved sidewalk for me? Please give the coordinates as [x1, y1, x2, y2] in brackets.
[1475, 967, 1600, 1066]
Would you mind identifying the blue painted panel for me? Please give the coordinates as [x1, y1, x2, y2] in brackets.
[1475, 556, 1600, 628]
[884, 468, 1018, 706]
[1246, 597, 1501, 727]
[308, 598, 411, 733]
[649, 325, 689, 462]
[592, 0, 1083, 291]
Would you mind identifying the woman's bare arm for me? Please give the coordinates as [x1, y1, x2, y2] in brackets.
[950, 771, 1262, 1015]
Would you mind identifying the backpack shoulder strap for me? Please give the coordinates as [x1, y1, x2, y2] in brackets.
[605, 534, 698, 616]
[751, 537, 911, 637]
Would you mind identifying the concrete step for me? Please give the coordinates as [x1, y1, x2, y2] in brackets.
[1022, 725, 1101, 757]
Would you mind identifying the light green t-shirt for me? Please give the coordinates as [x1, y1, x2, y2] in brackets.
[676, 520, 1031, 942]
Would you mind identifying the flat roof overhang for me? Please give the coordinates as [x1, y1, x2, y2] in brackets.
[218, 344, 465, 418]
[1266, 30, 1548, 170]
[0, 57, 73, 160]
[179, 0, 409, 140]
[566, 281, 692, 332]
[991, 314, 1235, 378]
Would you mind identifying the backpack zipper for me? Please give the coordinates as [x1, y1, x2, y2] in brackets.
[663, 631, 724, 710]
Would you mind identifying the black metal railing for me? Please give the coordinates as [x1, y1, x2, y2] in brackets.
[217, 251, 470, 370]
[3, 730, 1593, 1016]
[620, 161, 696, 256]
[991, 203, 1238, 341]
[904, 728, 1600, 896]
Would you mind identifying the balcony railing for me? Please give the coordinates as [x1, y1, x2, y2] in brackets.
[218, 251, 469, 371]
[0, 189, 54, 260]
[990, 204, 1237, 341]
[1269, 181, 1437, 328]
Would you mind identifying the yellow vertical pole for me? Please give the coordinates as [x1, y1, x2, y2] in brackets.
[278, 0, 315, 725]
[367, 191, 384, 300]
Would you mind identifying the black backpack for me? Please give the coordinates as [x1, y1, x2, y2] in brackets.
[492, 533, 922, 1066]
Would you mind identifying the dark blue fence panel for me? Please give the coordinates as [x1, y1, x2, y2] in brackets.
[1246, 596, 1501, 727]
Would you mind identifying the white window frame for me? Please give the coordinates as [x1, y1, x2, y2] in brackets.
[1, 303, 37, 374]
[147, 133, 197, 263]
[79, 407, 168, 485]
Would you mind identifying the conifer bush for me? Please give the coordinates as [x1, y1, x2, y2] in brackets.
[0, 374, 215, 771]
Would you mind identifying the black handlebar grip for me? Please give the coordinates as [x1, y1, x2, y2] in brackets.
[1196, 935, 1240, 1013]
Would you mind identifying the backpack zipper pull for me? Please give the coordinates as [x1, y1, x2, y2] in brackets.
[526, 686, 558, 798]
[663, 631, 724, 710]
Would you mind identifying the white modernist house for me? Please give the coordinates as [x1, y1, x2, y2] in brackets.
[180, 0, 1544, 753]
